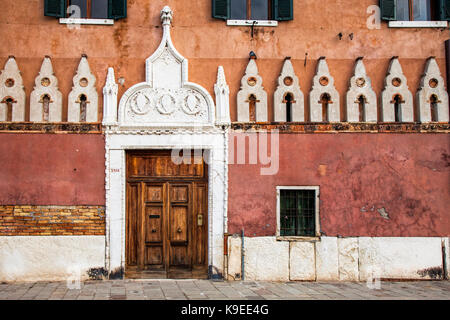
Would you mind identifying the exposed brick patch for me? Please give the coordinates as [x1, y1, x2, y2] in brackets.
[0, 205, 105, 236]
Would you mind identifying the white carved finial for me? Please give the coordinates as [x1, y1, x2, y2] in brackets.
[68, 55, 99, 123]
[346, 58, 377, 123]
[103, 67, 119, 125]
[381, 57, 413, 122]
[416, 57, 449, 123]
[30, 56, 63, 122]
[309, 57, 340, 122]
[0, 56, 26, 121]
[274, 58, 304, 122]
[237, 57, 268, 122]
[214, 66, 230, 125]
[160, 6, 173, 26]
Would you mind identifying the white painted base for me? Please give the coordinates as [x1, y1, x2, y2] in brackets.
[0, 236, 105, 282]
[228, 236, 448, 281]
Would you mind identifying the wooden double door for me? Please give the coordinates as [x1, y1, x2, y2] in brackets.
[126, 150, 208, 279]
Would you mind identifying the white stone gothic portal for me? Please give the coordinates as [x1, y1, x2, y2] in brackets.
[103, 6, 230, 279]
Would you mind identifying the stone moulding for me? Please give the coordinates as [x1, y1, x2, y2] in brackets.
[0, 56, 25, 122]
[68, 55, 98, 123]
[0, 122, 102, 133]
[237, 57, 268, 122]
[346, 58, 377, 123]
[273, 58, 304, 122]
[230, 122, 450, 133]
[30, 56, 63, 122]
[416, 57, 449, 123]
[381, 57, 414, 122]
[309, 57, 340, 122]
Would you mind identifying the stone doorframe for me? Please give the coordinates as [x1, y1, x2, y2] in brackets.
[102, 6, 230, 279]
[104, 130, 228, 279]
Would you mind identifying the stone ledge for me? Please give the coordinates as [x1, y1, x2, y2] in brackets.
[0, 122, 102, 133]
[231, 122, 450, 133]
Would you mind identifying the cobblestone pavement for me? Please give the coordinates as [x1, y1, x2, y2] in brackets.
[0, 280, 448, 300]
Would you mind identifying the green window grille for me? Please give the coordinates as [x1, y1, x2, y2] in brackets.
[280, 189, 316, 237]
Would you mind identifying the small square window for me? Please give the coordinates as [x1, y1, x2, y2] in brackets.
[277, 186, 320, 239]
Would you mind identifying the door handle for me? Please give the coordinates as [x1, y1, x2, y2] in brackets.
[152, 229, 157, 233]
[177, 227, 182, 233]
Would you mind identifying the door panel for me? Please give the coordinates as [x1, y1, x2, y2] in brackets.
[126, 183, 139, 267]
[193, 183, 208, 266]
[126, 150, 208, 279]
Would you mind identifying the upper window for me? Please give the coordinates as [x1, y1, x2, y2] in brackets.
[276, 187, 320, 239]
[397, 0, 439, 21]
[380, 0, 450, 21]
[44, 0, 127, 20]
[212, 0, 293, 21]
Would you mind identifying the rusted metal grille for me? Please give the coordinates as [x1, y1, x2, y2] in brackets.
[280, 189, 316, 237]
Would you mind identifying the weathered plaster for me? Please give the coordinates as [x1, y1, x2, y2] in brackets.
[0, 134, 105, 205]
[228, 133, 450, 237]
[30, 57, 62, 122]
[0, 236, 105, 282]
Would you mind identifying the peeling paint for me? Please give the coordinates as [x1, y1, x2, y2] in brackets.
[377, 208, 390, 220]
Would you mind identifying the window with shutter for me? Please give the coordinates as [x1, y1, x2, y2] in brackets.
[440, 0, 450, 20]
[380, 0, 397, 20]
[108, 0, 127, 20]
[45, 0, 127, 21]
[213, 0, 292, 22]
[383, 0, 442, 22]
[212, 0, 230, 20]
[44, 0, 67, 18]
[273, 0, 293, 21]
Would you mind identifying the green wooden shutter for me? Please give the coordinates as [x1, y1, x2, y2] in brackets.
[212, 0, 229, 20]
[440, 0, 450, 21]
[44, 0, 66, 18]
[108, 0, 127, 20]
[273, 0, 293, 21]
[380, 0, 397, 21]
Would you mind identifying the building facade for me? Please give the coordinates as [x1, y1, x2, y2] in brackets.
[0, 0, 449, 282]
